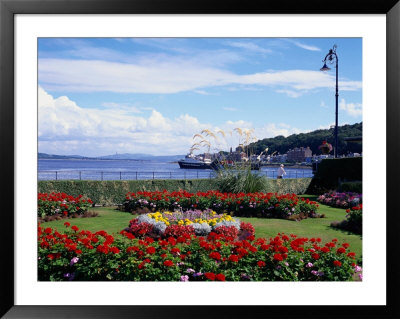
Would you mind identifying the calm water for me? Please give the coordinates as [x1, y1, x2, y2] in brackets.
[38, 159, 313, 181]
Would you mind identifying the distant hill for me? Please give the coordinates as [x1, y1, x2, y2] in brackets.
[38, 153, 90, 159]
[97, 153, 149, 160]
[97, 153, 185, 161]
[249, 122, 362, 156]
[38, 152, 185, 161]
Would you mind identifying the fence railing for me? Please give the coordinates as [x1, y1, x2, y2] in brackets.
[38, 169, 313, 181]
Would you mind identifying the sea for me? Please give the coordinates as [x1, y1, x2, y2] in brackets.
[38, 159, 314, 181]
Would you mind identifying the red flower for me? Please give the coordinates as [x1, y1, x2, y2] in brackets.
[45, 228, 52, 234]
[278, 246, 288, 253]
[216, 274, 226, 281]
[228, 255, 239, 263]
[257, 261, 266, 268]
[336, 247, 346, 254]
[209, 251, 221, 261]
[273, 253, 283, 261]
[146, 247, 156, 255]
[111, 247, 120, 254]
[321, 247, 330, 253]
[347, 252, 356, 258]
[71, 226, 79, 232]
[311, 253, 320, 260]
[40, 241, 49, 248]
[204, 272, 216, 281]
[163, 260, 174, 267]
[333, 260, 342, 267]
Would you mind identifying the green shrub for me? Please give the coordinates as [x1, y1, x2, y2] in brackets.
[340, 181, 362, 193]
[331, 204, 362, 235]
[307, 157, 362, 194]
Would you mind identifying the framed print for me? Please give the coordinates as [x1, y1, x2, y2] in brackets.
[1, 0, 399, 318]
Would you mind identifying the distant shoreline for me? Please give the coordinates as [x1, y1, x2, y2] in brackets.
[39, 158, 143, 161]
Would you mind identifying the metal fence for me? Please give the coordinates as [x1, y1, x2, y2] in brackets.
[38, 169, 313, 181]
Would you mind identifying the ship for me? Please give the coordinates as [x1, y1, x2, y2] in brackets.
[177, 154, 213, 169]
[178, 154, 261, 170]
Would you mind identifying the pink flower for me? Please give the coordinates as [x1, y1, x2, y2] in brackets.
[354, 265, 362, 273]
[69, 257, 79, 266]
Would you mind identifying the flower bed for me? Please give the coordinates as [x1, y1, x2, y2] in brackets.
[38, 223, 362, 281]
[124, 190, 321, 220]
[124, 209, 255, 240]
[317, 191, 362, 209]
[331, 204, 362, 235]
[38, 192, 93, 219]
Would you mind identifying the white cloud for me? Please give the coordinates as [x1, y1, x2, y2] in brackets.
[39, 58, 361, 95]
[339, 98, 362, 117]
[101, 102, 142, 113]
[283, 39, 321, 51]
[225, 41, 272, 54]
[255, 123, 304, 138]
[38, 87, 352, 156]
[193, 90, 211, 95]
[38, 87, 210, 156]
[223, 107, 238, 112]
[276, 89, 304, 98]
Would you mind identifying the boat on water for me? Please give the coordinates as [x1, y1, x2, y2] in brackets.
[178, 154, 213, 169]
[178, 153, 261, 170]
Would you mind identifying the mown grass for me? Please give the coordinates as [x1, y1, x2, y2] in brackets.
[41, 201, 362, 259]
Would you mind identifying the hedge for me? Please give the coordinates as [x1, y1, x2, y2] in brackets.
[307, 157, 362, 194]
[339, 181, 362, 194]
[38, 178, 312, 206]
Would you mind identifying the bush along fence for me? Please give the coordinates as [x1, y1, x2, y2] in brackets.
[123, 190, 322, 221]
[38, 223, 362, 281]
[38, 178, 313, 206]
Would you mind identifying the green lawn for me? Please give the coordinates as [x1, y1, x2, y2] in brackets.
[41, 202, 362, 260]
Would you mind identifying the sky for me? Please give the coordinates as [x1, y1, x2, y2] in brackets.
[38, 37, 362, 157]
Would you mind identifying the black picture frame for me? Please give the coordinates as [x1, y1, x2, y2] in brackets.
[1, 0, 399, 318]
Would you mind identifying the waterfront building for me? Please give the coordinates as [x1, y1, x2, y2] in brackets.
[271, 154, 288, 163]
[287, 147, 312, 163]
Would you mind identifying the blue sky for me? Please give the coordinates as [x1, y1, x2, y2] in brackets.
[38, 38, 362, 156]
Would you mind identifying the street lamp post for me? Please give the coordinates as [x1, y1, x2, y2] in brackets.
[320, 44, 339, 158]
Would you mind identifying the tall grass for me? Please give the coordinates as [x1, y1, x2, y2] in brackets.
[215, 165, 267, 193]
